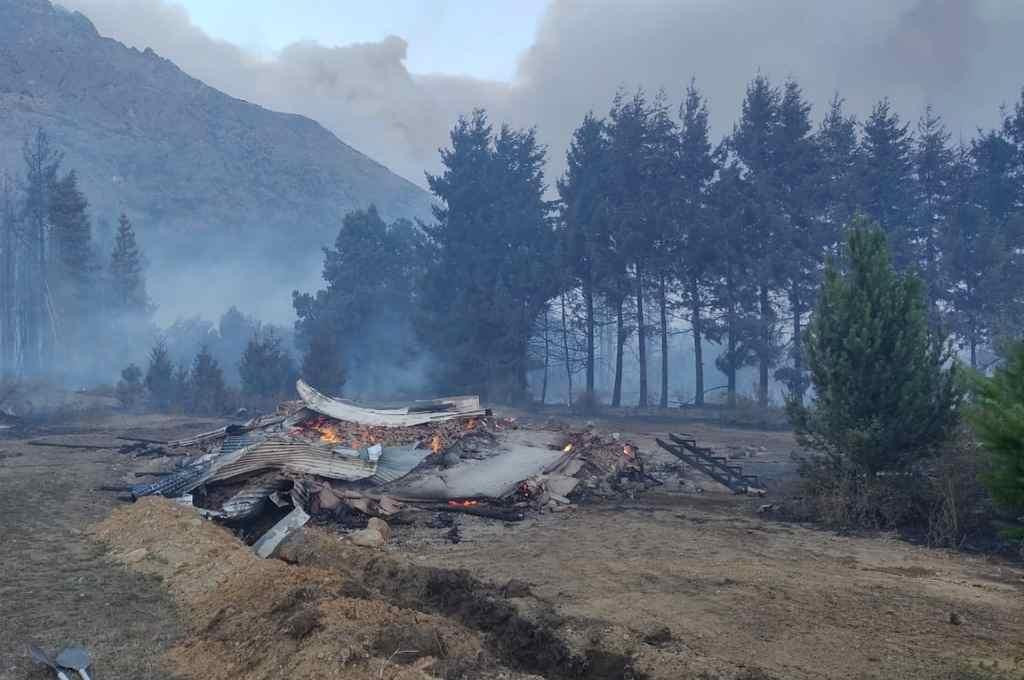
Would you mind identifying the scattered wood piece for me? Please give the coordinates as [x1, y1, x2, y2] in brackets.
[28, 441, 112, 450]
[117, 436, 169, 445]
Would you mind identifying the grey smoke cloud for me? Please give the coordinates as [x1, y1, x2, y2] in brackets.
[60, 0, 1024, 192]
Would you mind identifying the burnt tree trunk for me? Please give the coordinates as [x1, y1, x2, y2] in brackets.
[560, 293, 573, 406]
[0, 175, 16, 375]
[726, 300, 737, 409]
[758, 284, 770, 408]
[690, 277, 704, 406]
[612, 298, 626, 408]
[540, 311, 550, 404]
[659, 273, 669, 409]
[636, 261, 648, 408]
[790, 283, 804, 404]
[583, 276, 595, 396]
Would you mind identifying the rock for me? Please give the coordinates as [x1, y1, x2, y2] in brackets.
[500, 579, 532, 598]
[348, 527, 386, 548]
[643, 625, 674, 646]
[120, 548, 149, 564]
[949, 612, 963, 625]
[367, 517, 391, 542]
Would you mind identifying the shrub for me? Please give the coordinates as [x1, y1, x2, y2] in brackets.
[968, 341, 1024, 541]
[116, 363, 144, 409]
[144, 339, 175, 410]
[189, 345, 227, 415]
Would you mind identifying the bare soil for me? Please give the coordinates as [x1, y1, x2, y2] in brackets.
[1, 410, 1022, 680]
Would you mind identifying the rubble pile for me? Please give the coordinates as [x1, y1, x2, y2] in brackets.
[120, 380, 651, 555]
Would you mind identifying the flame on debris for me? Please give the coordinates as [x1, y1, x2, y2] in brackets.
[464, 418, 478, 431]
[623, 444, 636, 459]
[563, 443, 574, 453]
[431, 435, 443, 454]
[447, 499, 480, 508]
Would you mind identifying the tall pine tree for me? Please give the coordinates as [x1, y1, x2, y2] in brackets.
[676, 80, 718, 405]
[421, 110, 559, 402]
[857, 100, 916, 268]
[109, 213, 149, 315]
[730, 75, 783, 406]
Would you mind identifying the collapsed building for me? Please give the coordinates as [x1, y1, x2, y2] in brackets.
[125, 380, 653, 555]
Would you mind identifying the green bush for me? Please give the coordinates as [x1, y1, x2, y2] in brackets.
[968, 342, 1024, 540]
[789, 220, 961, 474]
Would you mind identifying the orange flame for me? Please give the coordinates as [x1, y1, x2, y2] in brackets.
[447, 499, 480, 507]
[464, 418, 478, 431]
[431, 435, 443, 454]
[623, 444, 636, 459]
[563, 443, 574, 453]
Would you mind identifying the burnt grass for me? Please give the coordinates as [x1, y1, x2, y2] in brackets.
[277, 534, 644, 680]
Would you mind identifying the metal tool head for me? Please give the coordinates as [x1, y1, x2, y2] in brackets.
[56, 646, 91, 671]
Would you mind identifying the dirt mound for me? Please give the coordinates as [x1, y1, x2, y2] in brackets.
[276, 529, 642, 680]
[91, 498, 492, 680]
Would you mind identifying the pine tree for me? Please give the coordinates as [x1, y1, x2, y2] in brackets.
[857, 100, 916, 268]
[709, 161, 757, 407]
[239, 329, 296, 401]
[420, 110, 559, 401]
[145, 339, 175, 410]
[189, 346, 227, 415]
[49, 169, 97, 362]
[20, 129, 61, 374]
[730, 74, 783, 406]
[676, 81, 718, 406]
[294, 205, 425, 397]
[789, 220, 961, 473]
[646, 91, 682, 409]
[772, 79, 820, 403]
[815, 94, 860, 239]
[558, 112, 611, 400]
[968, 342, 1024, 539]
[912, 107, 954, 306]
[605, 90, 654, 407]
[109, 213, 149, 314]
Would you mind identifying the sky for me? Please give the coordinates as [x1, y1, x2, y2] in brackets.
[176, 0, 549, 81]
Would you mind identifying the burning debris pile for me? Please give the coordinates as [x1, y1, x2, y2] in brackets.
[123, 380, 649, 555]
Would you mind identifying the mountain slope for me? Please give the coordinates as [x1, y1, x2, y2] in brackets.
[0, 0, 434, 319]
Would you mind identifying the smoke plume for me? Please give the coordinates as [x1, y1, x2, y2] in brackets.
[60, 0, 1024, 190]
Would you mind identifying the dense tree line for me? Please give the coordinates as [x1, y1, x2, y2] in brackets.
[0, 130, 150, 381]
[297, 76, 1024, 407]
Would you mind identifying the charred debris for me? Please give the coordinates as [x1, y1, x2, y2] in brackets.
[115, 379, 661, 555]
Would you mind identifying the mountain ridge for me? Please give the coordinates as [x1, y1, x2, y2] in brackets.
[0, 0, 434, 319]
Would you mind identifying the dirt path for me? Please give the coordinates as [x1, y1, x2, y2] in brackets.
[397, 492, 1024, 679]
[2, 412, 1022, 680]
[0, 415, 222, 680]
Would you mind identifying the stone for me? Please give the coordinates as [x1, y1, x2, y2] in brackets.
[348, 527, 386, 548]
[643, 625, 674, 646]
[120, 548, 149, 564]
[367, 517, 392, 542]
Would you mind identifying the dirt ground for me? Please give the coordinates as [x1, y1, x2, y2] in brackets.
[1, 410, 1022, 680]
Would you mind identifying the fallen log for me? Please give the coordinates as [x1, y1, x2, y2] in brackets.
[28, 441, 112, 450]
[117, 436, 169, 445]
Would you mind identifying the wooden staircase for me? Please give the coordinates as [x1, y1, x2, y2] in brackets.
[655, 433, 764, 495]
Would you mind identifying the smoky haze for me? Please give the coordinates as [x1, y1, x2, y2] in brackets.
[61, 0, 1024, 195]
